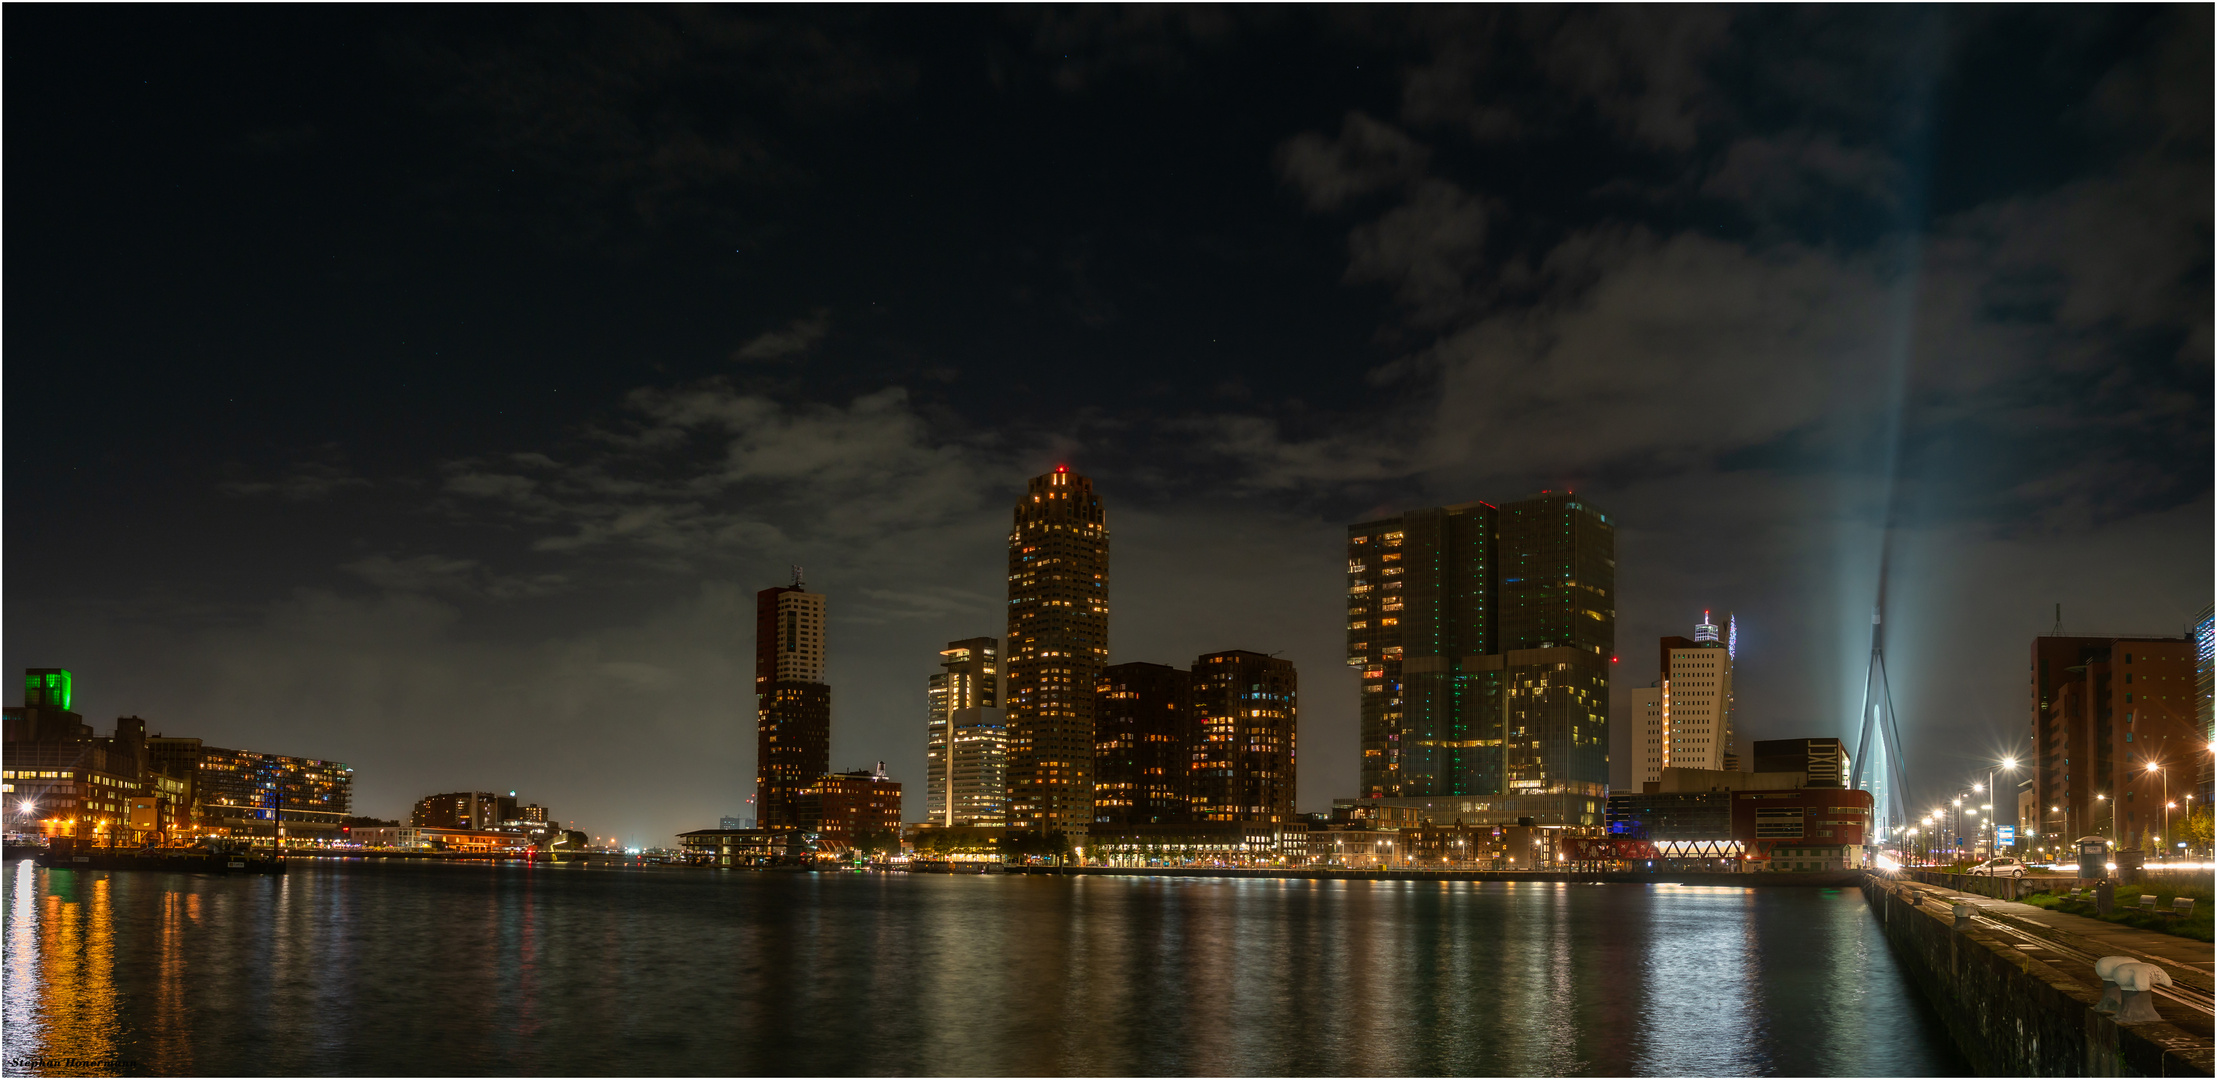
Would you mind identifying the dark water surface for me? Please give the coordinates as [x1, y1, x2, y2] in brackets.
[3, 859, 1966, 1076]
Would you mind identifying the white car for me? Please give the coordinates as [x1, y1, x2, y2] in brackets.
[1968, 857, 2026, 878]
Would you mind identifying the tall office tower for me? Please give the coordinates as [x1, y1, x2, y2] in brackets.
[1189, 651, 1298, 824]
[1004, 466, 1109, 836]
[1093, 662, 1193, 825]
[927, 637, 1006, 827]
[1348, 502, 1496, 798]
[756, 580, 830, 832]
[1655, 613, 1735, 772]
[1635, 685, 1664, 786]
[2029, 633, 2197, 849]
[1348, 491, 1615, 824]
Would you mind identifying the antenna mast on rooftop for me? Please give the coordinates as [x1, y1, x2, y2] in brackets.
[792, 564, 805, 589]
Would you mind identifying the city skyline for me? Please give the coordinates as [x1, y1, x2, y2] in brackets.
[4, 7, 2207, 846]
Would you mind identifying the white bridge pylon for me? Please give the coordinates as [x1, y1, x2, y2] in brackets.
[1850, 606, 1912, 840]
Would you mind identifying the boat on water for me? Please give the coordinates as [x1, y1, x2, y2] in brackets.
[34, 836, 286, 874]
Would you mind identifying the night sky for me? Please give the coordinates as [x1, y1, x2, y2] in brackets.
[8, 7, 2209, 846]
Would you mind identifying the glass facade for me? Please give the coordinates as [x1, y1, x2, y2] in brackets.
[1350, 493, 1614, 819]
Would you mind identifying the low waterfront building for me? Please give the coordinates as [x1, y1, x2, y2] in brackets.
[5, 758, 149, 843]
[4, 673, 342, 846]
[799, 766, 902, 851]
[1085, 821, 1306, 866]
[678, 828, 780, 866]
[193, 747, 353, 842]
[347, 826, 533, 852]
[1605, 778, 1873, 870]
[907, 823, 1007, 862]
[1303, 824, 1399, 868]
[1327, 793, 1604, 828]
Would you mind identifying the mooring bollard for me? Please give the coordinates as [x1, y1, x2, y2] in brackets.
[2093, 955, 2133, 1014]
[2111, 961, 2174, 1024]
[1952, 902, 1974, 929]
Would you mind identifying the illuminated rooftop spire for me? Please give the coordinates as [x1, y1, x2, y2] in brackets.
[1695, 610, 1721, 644]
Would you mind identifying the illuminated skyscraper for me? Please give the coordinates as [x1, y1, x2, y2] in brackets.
[927, 637, 1005, 827]
[1188, 650, 1297, 825]
[756, 580, 829, 831]
[1655, 613, 1735, 773]
[1347, 502, 1495, 798]
[1093, 661, 1193, 825]
[1004, 466, 1109, 837]
[1348, 491, 1614, 825]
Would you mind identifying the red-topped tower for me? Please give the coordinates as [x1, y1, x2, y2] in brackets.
[1004, 466, 1109, 839]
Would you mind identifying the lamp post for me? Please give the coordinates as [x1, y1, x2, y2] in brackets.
[2145, 760, 2167, 861]
[1992, 758, 2018, 858]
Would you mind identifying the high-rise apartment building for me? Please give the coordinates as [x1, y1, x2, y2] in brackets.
[2030, 633, 2197, 849]
[927, 637, 1006, 827]
[1655, 614, 1735, 773]
[1093, 662, 1193, 825]
[1348, 491, 1614, 825]
[1189, 651, 1298, 825]
[1348, 501, 1494, 797]
[756, 581, 830, 832]
[1004, 466, 1108, 837]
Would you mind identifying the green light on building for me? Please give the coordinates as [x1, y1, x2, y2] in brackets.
[24, 669, 71, 711]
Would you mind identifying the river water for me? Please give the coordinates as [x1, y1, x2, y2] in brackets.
[2, 858, 1964, 1076]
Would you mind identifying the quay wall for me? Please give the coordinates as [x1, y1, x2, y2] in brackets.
[1862, 876, 2211, 1077]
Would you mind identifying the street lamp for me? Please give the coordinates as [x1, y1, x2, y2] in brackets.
[2145, 759, 2168, 860]
[1991, 757, 2018, 859]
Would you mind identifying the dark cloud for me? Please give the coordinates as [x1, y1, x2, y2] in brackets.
[732, 310, 833, 362]
[7, 7, 2206, 843]
[1275, 112, 1432, 210]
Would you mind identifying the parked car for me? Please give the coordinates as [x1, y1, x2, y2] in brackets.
[1968, 857, 2026, 878]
